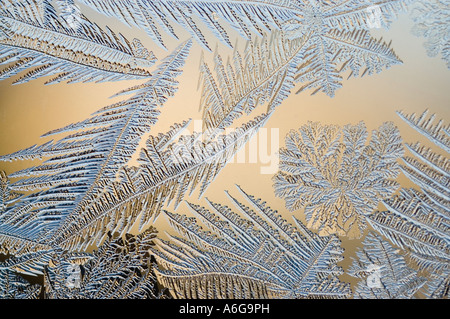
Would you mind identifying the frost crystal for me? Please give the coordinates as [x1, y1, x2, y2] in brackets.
[0, 0, 445, 300]
[284, 1, 406, 96]
[0, 171, 19, 212]
[79, 0, 406, 96]
[151, 186, 351, 299]
[273, 121, 403, 238]
[0, 268, 41, 299]
[368, 109, 450, 299]
[348, 232, 426, 298]
[410, 0, 450, 68]
[43, 228, 162, 299]
[0, 40, 192, 271]
[0, 0, 155, 84]
[198, 33, 303, 139]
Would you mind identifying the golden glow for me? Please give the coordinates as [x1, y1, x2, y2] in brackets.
[1, 9, 449, 293]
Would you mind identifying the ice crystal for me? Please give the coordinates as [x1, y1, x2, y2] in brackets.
[0, 268, 41, 299]
[43, 228, 162, 299]
[80, 0, 405, 96]
[198, 32, 305, 139]
[273, 121, 404, 238]
[0, 171, 20, 212]
[348, 232, 426, 298]
[367, 109, 450, 299]
[0, 40, 192, 274]
[410, 0, 450, 68]
[151, 186, 351, 299]
[0, 0, 155, 84]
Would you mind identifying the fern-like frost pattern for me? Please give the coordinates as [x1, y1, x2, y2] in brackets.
[80, 0, 406, 96]
[0, 268, 41, 299]
[348, 232, 426, 298]
[273, 121, 404, 238]
[410, 0, 450, 68]
[43, 228, 163, 299]
[0, 0, 155, 84]
[367, 110, 450, 299]
[151, 186, 351, 299]
[0, 0, 447, 301]
[0, 40, 192, 273]
[198, 32, 305, 138]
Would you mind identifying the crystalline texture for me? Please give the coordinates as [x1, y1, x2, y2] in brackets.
[367, 109, 450, 299]
[410, 0, 450, 68]
[273, 121, 404, 238]
[0, 0, 155, 84]
[151, 186, 351, 299]
[348, 232, 426, 299]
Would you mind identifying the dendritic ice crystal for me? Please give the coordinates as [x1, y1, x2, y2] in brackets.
[79, 0, 407, 97]
[43, 228, 163, 299]
[368, 110, 450, 299]
[410, 0, 450, 68]
[348, 232, 426, 299]
[0, 0, 155, 84]
[151, 186, 351, 299]
[0, 268, 41, 299]
[273, 121, 404, 238]
[0, 40, 192, 276]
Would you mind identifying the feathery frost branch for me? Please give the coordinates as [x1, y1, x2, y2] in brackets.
[367, 109, 449, 299]
[0, 268, 41, 298]
[151, 186, 351, 299]
[0, 40, 192, 274]
[0, 0, 155, 84]
[409, 0, 450, 68]
[43, 227, 164, 299]
[194, 2, 404, 104]
[348, 232, 426, 299]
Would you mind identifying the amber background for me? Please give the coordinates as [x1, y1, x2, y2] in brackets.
[0, 6, 449, 293]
